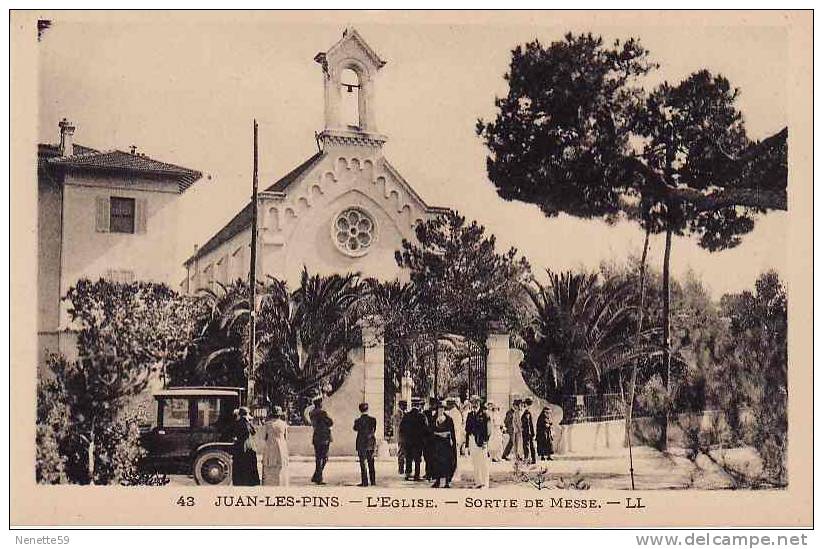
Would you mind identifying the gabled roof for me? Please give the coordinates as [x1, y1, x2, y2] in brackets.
[382, 158, 451, 215]
[38, 143, 99, 158]
[38, 143, 99, 172]
[317, 26, 386, 70]
[186, 151, 325, 264]
[267, 151, 325, 192]
[47, 149, 203, 192]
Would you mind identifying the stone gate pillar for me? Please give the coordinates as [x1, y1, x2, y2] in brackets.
[486, 330, 512, 409]
[361, 319, 386, 453]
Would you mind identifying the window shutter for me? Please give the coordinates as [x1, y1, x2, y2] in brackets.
[95, 197, 110, 232]
[135, 198, 147, 234]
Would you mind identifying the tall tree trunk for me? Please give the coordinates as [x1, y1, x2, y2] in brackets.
[625, 226, 650, 489]
[660, 226, 673, 452]
[87, 431, 95, 484]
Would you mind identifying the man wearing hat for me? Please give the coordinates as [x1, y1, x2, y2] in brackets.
[353, 402, 378, 486]
[399, 399, 426, 481]
[422, 397, 439, 479]
[309, 396, 334, 485]
[502, 399, 523, 461]
[521, 398, 537, 464]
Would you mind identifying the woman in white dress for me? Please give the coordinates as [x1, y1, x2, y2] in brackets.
[487, 402, 504, 462]
[261, 406, 290, 486]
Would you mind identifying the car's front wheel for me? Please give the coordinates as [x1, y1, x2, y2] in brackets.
[193, 449, 232, 485]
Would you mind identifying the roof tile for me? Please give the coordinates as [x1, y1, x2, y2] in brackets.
[46, 148, 202, 192]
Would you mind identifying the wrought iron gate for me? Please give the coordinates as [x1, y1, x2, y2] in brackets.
[464, 352, 487, 399]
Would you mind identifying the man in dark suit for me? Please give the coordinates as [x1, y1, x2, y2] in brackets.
[309, 397, 334, 485]
[501, 399, 520, 461]
[521, 398, 536, 464]
[353, 402, 377, 486]
[422, 397, 438, 479]
[400, 399, 426, 481]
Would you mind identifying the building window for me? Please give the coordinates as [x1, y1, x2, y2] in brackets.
[110, 197, 135, 233]
[96, 196, 146, 234]
[105, 269, 135, 284]
[160, 398, 191, 428]
[332, 207, 376, 257]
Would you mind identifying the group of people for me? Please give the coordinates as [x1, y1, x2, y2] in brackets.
[306, 397, 380, 487]
[393, 397, 461, 488]
[229, 405, 290, 486]
[224, 394, 555, 488]
[392, 395, 555, 489]
[500, 398, 555, 463]
[228, 396, 381, 488]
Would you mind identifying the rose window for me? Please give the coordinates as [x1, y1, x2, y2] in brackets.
[333, 208, 376, 256]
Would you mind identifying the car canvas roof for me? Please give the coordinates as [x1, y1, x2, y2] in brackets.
[153, 387, 243, 398]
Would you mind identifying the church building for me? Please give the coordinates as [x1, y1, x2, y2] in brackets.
[182, 28, 550, 456]
[183, 28, 448, 292]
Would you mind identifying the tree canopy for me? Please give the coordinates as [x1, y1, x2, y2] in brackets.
[476, 32, 788, 235]
[395, 210, 532, 341]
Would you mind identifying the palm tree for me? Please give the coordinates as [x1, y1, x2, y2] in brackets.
[521, 269, 662, 402]
[178, 270, 366, 420]
[168, 279, 250, 388]
[256, 269, 365, 416]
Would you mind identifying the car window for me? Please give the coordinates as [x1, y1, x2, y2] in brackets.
[162, 398, 190, 428]
[194, 398, 229, 429]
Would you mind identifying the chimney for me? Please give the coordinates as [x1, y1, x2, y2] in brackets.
[58, 118, 75, 156]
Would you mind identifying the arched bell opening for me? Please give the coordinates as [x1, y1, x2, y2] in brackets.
[340, 67, 361, 129]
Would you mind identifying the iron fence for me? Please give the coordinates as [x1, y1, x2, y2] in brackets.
[559, 392, 628, 424]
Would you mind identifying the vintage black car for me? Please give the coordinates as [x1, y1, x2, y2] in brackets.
[139, 386, 244, 485]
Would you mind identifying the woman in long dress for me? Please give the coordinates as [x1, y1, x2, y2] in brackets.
[428, 402, 457, 488]
[261, 406, 290, 486]
[487, 402, 504, 462]
[444, 399, 463, 480]
[232, 407, 260, 486]
[536, 407, 554, 461]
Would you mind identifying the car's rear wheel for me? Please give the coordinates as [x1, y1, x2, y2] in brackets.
[193, 449, 232, 485]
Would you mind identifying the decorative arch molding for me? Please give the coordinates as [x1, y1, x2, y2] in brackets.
[330, 57, 372, 81]
[262, 154, 433, 239]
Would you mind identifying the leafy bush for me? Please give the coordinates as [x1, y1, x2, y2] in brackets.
[35, 423, 67, 484]
[38, 348, 172, 485]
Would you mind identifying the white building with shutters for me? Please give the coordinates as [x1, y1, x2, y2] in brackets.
[37, 118, 202, 360]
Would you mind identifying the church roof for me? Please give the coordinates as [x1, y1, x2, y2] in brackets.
[316, 26, 386, 70]
[267, 151, 325, 192]
[186, 151, 325, 264]
[45, 148, 202, 192]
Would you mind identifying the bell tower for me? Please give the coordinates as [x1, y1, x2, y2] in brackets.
[314, 27, 387, 149]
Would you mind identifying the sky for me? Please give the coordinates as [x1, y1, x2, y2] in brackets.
[37, 15, 789, 297]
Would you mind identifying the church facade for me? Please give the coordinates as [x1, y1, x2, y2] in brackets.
[183, 28, 448, 293]
[183, 28, 551, 455]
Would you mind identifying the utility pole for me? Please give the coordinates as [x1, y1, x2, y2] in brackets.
[247, 119, 259, 406]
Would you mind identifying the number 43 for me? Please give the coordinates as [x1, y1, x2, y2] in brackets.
[176, 496, 195, 507]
